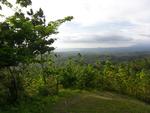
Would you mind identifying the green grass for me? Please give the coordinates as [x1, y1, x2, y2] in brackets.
[50, 90, 150, 113]
[1, 90, 150, 113]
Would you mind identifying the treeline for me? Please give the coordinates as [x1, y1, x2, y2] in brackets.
[57, 55, 150, 102]
[55, 51, 150, 64]
[1, 54, 150, 106]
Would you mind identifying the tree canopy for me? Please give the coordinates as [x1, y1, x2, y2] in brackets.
[0, 0, 73, 68]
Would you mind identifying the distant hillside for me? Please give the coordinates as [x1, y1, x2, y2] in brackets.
[55, 46, 150, 54]
[55, 42, 150, 53]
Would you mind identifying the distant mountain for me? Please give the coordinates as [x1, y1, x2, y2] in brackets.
[54, 43, 150, 64]
[55, 43, 150, 53]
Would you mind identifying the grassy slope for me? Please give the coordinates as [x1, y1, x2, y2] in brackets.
[48, 90, 150, 113]
[1, 90, 150, 113]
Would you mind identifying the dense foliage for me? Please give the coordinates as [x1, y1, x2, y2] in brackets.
[56, 56, 150, 102]
[2, 54, 150, 104]
[0, 0, 72, 103]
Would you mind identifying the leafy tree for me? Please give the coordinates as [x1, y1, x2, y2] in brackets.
[0, 0, 73, 102]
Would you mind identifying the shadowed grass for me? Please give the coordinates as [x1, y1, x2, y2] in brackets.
[1, 90, 150, 113]
[51, 90, 150, 113]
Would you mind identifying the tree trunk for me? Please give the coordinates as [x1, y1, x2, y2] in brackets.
[56, 76, 59, 94]
[41, 54, 46, 84]
[8, 67, 18, 103]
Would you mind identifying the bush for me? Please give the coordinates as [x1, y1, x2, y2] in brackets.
[38, 76, 58, 96]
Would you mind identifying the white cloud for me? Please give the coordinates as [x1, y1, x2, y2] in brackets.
[2, 0, 150, 48]
[31, 0, 150, 25]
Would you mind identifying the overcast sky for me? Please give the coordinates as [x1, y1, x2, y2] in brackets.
[3, 0, 150, 48]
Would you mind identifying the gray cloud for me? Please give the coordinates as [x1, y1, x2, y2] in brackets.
[62, 34, 133, 44]
[61, 20, 136, 33]
[140, 34, 150, 38]
[31, 0, 150, 48]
